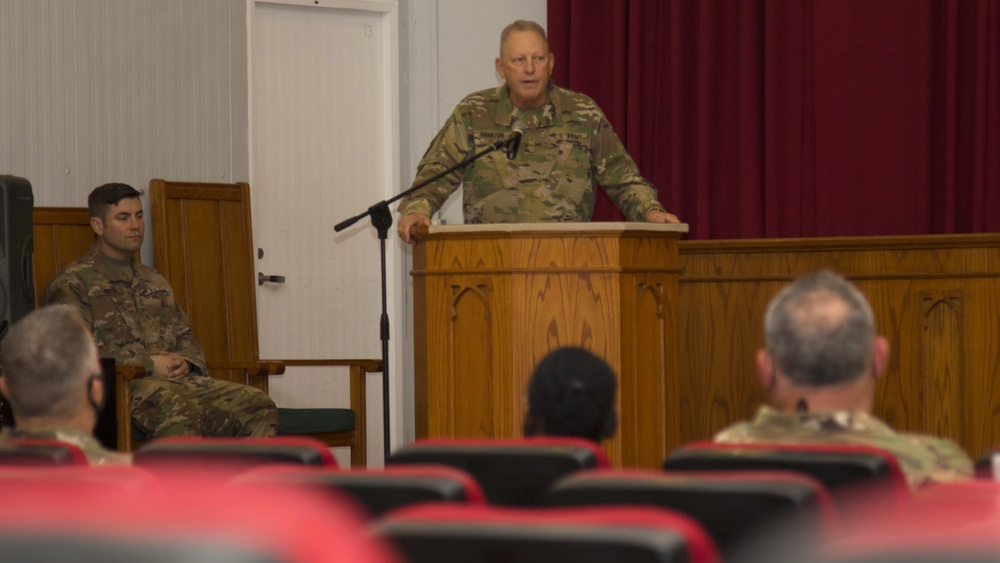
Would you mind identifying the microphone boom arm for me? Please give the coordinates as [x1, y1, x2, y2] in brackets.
[333, 133, 518, 233]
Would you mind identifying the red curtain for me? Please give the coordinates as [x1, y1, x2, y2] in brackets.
[548, 0, 1000, 239]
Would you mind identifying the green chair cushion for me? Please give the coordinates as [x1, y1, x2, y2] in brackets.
[277, 408, 356, 435]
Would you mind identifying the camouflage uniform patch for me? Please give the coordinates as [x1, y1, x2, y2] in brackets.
[0, 427, 131, 466]
[714, 405, 974, 490]
[399, 82, 665, 223]
[43, 246, 278, 439]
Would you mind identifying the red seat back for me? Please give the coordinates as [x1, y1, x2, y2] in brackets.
[0, 439, 89, 466]
[545, 467, 839, 556]
[387, 437, 608, 505]
[133, 435, 336, 476]
[233, 463, 486, 517]
[664, 441, 910, 512]
[377, 503, 720, 563]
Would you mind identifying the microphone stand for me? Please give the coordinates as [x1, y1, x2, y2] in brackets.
[333, 132, 520, 461]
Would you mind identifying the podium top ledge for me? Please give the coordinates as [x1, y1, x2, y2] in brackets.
[424, 221, 689, 235]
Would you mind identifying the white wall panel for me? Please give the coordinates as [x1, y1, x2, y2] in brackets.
[0, 0, 78, 203]
[0, 0, 248, 248]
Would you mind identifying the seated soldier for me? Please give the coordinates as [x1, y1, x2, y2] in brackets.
[43, 183, 277, 439]
[0, 305, 130, 465]
[714, 270, 973, 489]
[523, 347, 617, 443]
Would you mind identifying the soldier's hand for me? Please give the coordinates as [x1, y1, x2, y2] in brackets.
[397, 213, 431, 245]
[151, 353, 190, 378]
[644, 209, 681, 224]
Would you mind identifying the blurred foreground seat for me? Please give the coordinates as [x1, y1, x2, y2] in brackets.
[376, 503, 720, 563]
[817, 480, 1000, 563]
[133, 436, 336, 476]
[387, 437, 609, 505]
[544, 468, 839, 558]
[663, 442, 910, 513]
[233, 464, 486, 517]
[0, 464, 398, 563]
[0, 440, 89, 466]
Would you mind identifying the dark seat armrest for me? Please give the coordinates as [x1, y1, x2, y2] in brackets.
[115, 365, 146, 452]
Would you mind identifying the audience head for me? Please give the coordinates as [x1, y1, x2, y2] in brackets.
[0, 305, 103, 429]
[523, 347, 617, 443]
[87, 182, 144, 260]
[759, 270, 889, 411]
[88, 182, 142, 221]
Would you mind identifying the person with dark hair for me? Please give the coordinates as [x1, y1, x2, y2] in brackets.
[43, 183, 278, 439]
[0, 305, 129, 465]
[523, 347, 617, 443]
[714, 270, 973, 489]
[396, 19, 679, 243]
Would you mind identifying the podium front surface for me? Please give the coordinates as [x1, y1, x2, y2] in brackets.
[411, 222, 688, 468]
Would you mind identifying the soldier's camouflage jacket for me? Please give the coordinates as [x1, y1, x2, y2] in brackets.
[714, 405, 974, 490]
[42, 245, 207, 376]
[399, 82, 666, 223]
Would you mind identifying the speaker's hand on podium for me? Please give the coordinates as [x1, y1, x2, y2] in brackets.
[644, 209, 681, 224]
[397, 213, 431, 245]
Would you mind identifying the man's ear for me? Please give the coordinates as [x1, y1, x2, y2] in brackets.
[0, 374, 9, 400]
[757, 349, 776, 391]
[89, 216, 104, 237]
[872, 336, 890, 379]
[547, 52, 555, 74]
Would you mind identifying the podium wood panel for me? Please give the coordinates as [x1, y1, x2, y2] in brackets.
[412, 223, 686, 468]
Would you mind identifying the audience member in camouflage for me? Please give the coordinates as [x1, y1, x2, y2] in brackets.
[0, 305, 130, 465]
[43, 183, 278, 439]
[397, 20, 680, 243]
[713, 270, 973, 490]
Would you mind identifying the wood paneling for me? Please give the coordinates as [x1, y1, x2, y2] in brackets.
[678, 234, 1000, 459]
[412, 223, 686, 468]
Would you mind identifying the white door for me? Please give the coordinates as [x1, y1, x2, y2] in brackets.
[249, 0, 401, 466]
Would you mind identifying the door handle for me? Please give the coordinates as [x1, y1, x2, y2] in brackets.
[258, 273, 286, 286]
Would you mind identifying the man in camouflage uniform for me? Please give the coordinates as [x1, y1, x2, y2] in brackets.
[0, 305, 130, 465]
[43, 183, 277, 439]
[397, 20, 680, 243]
[714, 270, 973, 490]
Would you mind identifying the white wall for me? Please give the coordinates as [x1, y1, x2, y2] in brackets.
[0, 0, 249, 262]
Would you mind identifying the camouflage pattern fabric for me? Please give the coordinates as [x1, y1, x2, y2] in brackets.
[130, 374, 277, 438]
[43, 245, 278, 439]
[714, 405, 974, 490]
[399, 82, 666, 223]
[0, 427, 131, 466]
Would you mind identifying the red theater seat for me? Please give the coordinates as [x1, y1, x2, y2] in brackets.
[386, 437, 609, 505]
[0, 439, 89, 466]
[663, 441, 910, 513]
[544, 468, 839, 557]
[819, 481, 1000, 562]
[0, 467, 398, 563]
[376, 503, 720, 563]
[233, 463, 486, 517]
[133, 435, 336, 475]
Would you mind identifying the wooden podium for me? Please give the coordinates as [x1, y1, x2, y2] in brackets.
[411, 222, 688, 468]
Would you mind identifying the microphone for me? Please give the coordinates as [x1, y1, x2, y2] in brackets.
[506, 121, 526, 160]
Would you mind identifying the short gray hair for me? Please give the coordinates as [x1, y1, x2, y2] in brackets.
[500, 20, 549, 54]
[764, 270, 876, 387]
[1, 305, 96, 419]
